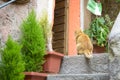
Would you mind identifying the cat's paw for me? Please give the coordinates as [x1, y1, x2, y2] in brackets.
[87, 54, 93, 59]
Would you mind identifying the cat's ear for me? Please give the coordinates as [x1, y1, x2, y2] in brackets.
[75, 30, 79, 34]
[75, 30, 78, 36]
[75, 30, 80, 38]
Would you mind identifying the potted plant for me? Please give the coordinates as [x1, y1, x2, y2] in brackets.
[0, 36, 25, 80]
[20, 10, 47, 80]
[84, 15, 113, 53]
[40, 12, 64, 73]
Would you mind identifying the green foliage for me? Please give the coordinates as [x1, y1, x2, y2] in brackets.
[20, 10, 46, 72]
[0, 36, 25, 80]
[116, 0, 120, 2]
[39, 12, 53, 51]
[104, 14, 114, 30]
[84, 15, 113, 48]
[39, 12, 52, 42]
[39, 12, 48, 42]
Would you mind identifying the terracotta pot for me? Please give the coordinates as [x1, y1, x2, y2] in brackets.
[43, 51, 64, 73]
[93, 45, 106, 53]
[24, 72, 47, 80]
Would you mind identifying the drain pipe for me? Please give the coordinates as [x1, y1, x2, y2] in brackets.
[0, 0, 16, 9]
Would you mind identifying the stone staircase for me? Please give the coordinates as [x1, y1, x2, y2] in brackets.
[47, 73, 109, 80]
[47, 53, 110, 80]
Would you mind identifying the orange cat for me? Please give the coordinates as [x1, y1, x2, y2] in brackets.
[75, 30, 93, 59]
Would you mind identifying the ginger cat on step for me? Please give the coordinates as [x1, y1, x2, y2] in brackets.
[75, 30, 93, 59]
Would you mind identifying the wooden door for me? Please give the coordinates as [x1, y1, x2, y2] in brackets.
[52, 0, 68, 54]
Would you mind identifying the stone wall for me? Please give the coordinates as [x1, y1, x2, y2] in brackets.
[0, 0, 49, 46]
[101, 0, 120, 21]
[0, 0, 36, 45]
[91, 0, 120, 21]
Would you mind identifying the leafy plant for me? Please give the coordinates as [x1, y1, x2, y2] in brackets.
[39, 12, 53, 51]
[0, 36, 25, 80]
[84, 15, 113, 47]
[20, 10, 46, 72]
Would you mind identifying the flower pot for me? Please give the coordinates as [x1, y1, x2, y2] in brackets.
[93, 45, 106, 53]
[43, 51, 64, 73]
[24, 72, 47, 80]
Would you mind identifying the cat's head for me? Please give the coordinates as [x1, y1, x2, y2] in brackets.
[75, 30, 83, 37]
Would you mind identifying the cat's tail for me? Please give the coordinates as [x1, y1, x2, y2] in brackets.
[84, 50, 93, 59]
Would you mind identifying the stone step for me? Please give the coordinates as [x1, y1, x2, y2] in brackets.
[47, 73, 109, 80]
[59, 53, 109, 74]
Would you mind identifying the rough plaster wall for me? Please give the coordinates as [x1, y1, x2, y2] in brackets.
[0, 0, 54, 45]
[0, 0, 49, 46]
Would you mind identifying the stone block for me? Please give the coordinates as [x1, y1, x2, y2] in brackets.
[60, 53, 109, 74]
[47, 73, 109, 80]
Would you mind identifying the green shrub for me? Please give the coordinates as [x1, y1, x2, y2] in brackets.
[39, 12, 53, 51]
[20, 10, 46, 72]
[0, 36, 25, 80]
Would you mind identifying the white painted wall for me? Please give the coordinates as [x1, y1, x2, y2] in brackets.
[80, 0, 84, 31]
[36, 0, 55, 26]
[36, 0, 48, 19]
[48, 0, 55, 26]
